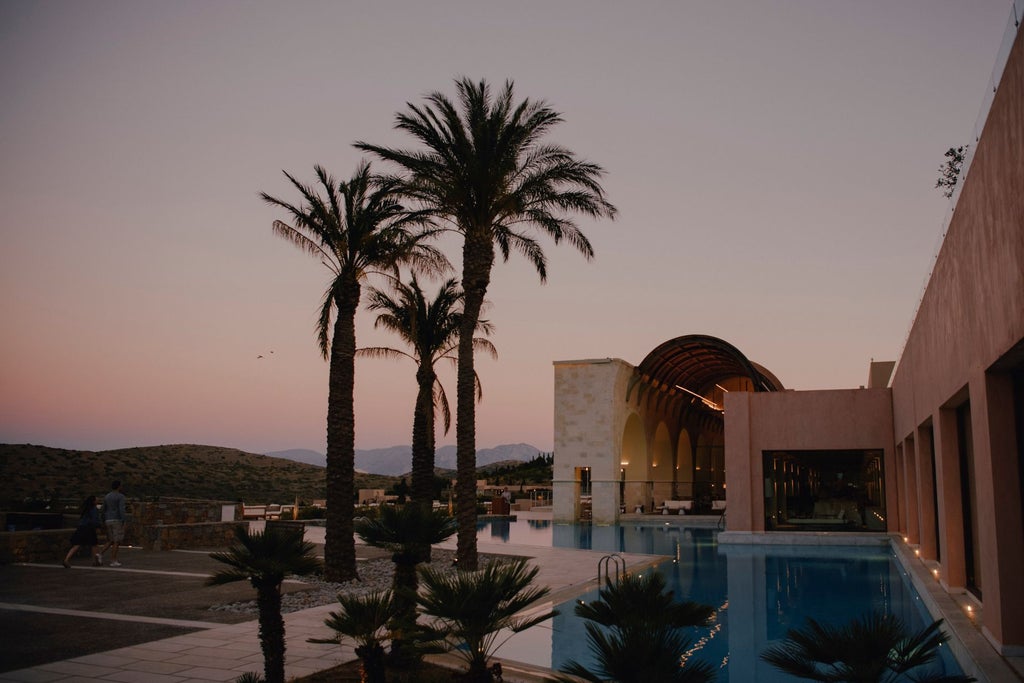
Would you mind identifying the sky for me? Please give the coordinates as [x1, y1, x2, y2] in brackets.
[0, 1, 1015, 455]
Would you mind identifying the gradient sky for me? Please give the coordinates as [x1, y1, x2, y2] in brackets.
[0, 1, 1015, 455]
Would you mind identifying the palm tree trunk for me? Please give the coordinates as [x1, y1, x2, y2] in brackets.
[256, 582, 286, 683]
[389, 552, 420, 668]
[410, 364, 435, 507]
[325, 277, 360, 583]
[455, 235, 494, 570]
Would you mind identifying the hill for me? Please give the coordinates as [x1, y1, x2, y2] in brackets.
[0, 443, 396, 508]
[349, 442, 542, 476]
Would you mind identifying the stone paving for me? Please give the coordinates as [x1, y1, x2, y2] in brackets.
[0, 514, 661, 682]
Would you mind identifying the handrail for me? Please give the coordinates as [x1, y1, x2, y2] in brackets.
[597, 553, 626, 590]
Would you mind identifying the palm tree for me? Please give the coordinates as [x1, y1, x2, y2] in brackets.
[359, 276, 496, 507]
[416, 557, 556, 682]
[207, 525, 321, 683]
[357, 77, 617, 569]
[261, 161, 443, 582]
[558, 570, 716, 683]
[312, 590, 398, 683]
[354, 504, 458, 667]
[760, 612, 975, 682]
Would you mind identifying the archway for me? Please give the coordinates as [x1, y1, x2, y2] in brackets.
[621, 413, 649, 513]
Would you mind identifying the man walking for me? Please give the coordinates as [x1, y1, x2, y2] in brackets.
[95, 480, 126, 567]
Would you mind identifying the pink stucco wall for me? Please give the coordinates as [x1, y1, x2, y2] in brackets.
[888, 22, 1024, 653]
[725, 388, 896, 532]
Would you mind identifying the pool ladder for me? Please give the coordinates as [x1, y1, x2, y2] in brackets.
[597, 553, 626, 590]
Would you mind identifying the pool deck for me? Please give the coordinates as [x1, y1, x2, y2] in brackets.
[0, 512, 661, 683]
[1, 512, 1021, 682]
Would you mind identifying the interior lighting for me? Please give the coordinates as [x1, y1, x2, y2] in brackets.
[915, 549, 921, 557]
[674, 384, 724, 412]
[932, 569, 940, 579]
[903, 536, 909, 543]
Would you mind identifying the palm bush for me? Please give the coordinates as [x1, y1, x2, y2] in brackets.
[207, 525, 321, 683]
[759, 612, 975, 682]
[558, 571, 716, 683]
[416, 557, 556, 682]
[354, 504, 458, 666]
[312, 590, 398, 683]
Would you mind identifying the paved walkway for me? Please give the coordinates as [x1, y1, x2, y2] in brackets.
[0, 517, 662, 682]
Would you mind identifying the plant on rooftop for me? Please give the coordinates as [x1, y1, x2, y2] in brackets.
[354, 504, 458, 668]
[261, 161, 444, 582]
[759, 612, 975, 682]
[556, 570, 716, 683]
[416, 557, 556, 682]
[935, 145, 967, 199]
[358, 275, 495, 512]
[207, 525, 321, 683]
[357, 77, 617, 569]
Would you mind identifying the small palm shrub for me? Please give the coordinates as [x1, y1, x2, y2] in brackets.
[557, 570, 716, 683]
[417, 557, 556, 682]
[760, 612, 975, 682]
[355, 504, 458, 667]
[207, 525, 321, 683]
[312, 590, 398, 683]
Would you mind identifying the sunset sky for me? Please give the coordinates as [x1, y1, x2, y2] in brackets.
[0, 1, 1015, 455]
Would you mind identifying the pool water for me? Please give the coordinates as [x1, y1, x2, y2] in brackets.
[478, 523, 965, 681]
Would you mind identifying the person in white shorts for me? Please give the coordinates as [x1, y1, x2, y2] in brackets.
[95, 480, 127, 567]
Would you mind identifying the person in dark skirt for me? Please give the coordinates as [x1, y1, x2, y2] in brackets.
[63, 495, 101, 568]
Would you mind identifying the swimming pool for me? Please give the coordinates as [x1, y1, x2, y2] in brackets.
[479, 523, 965, 681]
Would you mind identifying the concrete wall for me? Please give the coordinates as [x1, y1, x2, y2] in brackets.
[887, 22, 1024, 655]
[725, 388, 896, 532]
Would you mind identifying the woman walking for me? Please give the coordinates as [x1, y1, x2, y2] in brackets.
[62, 495, 101, 568]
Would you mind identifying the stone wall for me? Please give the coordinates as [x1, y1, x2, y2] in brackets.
[0, 529, 74, 564]
[133, 500, 241, 526]
[143, 521, 247, 551]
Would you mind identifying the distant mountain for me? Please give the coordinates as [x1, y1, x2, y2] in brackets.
[264, 443, 543, 477]
[352, 442, 542, 477]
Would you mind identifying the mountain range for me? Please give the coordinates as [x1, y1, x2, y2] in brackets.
[266, 443, 542, 477]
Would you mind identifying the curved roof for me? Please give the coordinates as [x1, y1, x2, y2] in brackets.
[627, 335, 782, 410]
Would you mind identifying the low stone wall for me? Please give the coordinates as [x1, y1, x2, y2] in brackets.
[0, 528, 74, 564]
[0, 519, 246, 563]
[143, 521, 246, 551]
[133, 500, 241, 526]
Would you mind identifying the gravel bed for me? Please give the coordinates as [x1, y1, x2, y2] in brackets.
[209, 549, 502, 615]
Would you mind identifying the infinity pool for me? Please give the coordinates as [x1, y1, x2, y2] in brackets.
[477, 522, 964, 681]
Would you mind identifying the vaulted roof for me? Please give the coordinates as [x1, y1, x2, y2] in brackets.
[626, 335, 783, 414]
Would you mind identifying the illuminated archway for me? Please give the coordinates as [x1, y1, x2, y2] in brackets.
[652, 422, 673, 507]
[621, 413, 648, 512]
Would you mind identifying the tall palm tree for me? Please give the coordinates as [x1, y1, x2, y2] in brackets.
[558, 570, 716, 683]
[416, 557, 556, 683]
[357, 77, 617, 569]
[354, 504, 458, 667]
[261, 161, 443, 582]
[358, 276, 496, 507]
[207, 525, 321, 683]
[759, 612, 975, 683]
